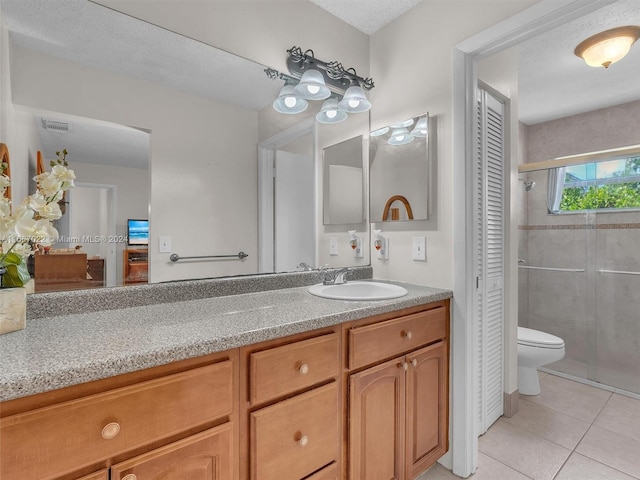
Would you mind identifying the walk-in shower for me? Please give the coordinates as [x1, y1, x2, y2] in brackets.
[517, 159, 640, 397]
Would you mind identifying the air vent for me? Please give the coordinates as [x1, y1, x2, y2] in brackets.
[41, 119, 71, 133]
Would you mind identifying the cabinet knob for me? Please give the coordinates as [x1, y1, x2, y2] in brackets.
[411, 358, 418, 368]
[299, 435, 309, 447]
[122, 475, 137, 480]
[299, 363, 309, 375]
[402, 330, 413, 340]
[399, 361, 409, 371]
[101, 422, 120, 440]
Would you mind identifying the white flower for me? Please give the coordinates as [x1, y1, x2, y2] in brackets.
[14, 217, 58, 246]
[29, 193, 62, 220]
[0, 197, 11, 218]
[0, 174, 10, 191]
[2, 240, 32, 257]
[34, 172, 63, 198]
[51, 165, 76, 190]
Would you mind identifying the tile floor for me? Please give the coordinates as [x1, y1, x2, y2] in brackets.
[419, 372, 640, 480]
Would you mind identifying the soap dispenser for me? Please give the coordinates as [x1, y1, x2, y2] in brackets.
[372, 229, 388, 260]
[348, 230, 363, 258]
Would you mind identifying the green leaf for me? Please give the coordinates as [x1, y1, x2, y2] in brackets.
[1, 257, 30, 288]
[1, 252, 23, 266]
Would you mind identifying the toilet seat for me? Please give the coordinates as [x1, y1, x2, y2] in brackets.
[518, 327, 564, 349]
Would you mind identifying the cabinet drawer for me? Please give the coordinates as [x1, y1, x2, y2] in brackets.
[0, 360, 233, 480]
[250, 332, 338, 405]
[251, 382, 338, 480]
[76, 470, 109, 480]
[111, 423, 232, 480]
[306, 461, 339, 479]
[349, 307, 446, 369]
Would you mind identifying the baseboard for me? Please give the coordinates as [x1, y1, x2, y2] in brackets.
[503, 389, 519, 418]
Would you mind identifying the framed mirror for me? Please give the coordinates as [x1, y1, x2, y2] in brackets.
[369, 113, 429, 222]
[323, 135, 365, 225]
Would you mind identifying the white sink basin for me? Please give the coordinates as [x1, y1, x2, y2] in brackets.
[308, 281, 408, 301]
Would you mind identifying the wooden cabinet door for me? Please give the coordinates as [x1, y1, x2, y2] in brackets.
[75, 470, 109, 480]
[349, 357, 406, 480]
[405, 342, 448, 479]
[111, 424, 232, 480]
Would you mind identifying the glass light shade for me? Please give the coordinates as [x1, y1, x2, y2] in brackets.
[574, 26, 640, 68]
[411, 116, 428, 137]
[388, 127, 414, 146]
[389, 118, 414, 129]
[294, 69, 331, 100]
[316, 98, 348, 124]
[370, 126, 390, 137]
[338, 85, 372, 113]
[273, 85, 308, 114]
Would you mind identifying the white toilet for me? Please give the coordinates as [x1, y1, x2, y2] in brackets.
[517, 327, 565, 395]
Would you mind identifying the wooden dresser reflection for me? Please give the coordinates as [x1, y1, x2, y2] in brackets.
[33, 253, 105, 292]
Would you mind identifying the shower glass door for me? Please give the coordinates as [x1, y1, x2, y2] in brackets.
[593, 206, 640, 394]
[518, 160, 640, 396]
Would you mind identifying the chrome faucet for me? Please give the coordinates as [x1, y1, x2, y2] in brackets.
[297, 262, 314, 271]
[323, 267, 353, 285]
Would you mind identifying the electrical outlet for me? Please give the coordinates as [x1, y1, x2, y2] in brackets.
[329, 237, 338, 256]
[412, 236, 426, 261]
[159, 236, 171, 253]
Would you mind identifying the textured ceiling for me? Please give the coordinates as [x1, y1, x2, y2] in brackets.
[517, 0, 640, 125]
[308, 0, 423, 35]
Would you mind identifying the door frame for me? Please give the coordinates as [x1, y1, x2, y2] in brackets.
[451, 0, 615, 476]
[257, 118, 315, 273]
[69, 181, 118, 287]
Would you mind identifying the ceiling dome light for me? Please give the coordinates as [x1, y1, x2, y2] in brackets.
[411, 116, 428, 137]
[294, 68, 331, 100]
[574, 26, 640, 68]
[273, 85, 308, 114]
[338, 84, 372, 113]
[388, 128, 414, 146]
[316, 98, 348, 124]
[370, 126, 390, 137]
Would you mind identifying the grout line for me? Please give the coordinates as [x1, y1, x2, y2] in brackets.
[539, 368, 640, 401]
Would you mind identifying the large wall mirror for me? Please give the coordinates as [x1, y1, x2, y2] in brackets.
[370, 113, 429, 222]
[1, 0, 371, 294]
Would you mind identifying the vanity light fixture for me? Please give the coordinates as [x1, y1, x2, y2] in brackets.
[574, 26, 640, 68]
[370, 126, 390, 137]
[338, 81, 372, 113]
[316, 97, 348, 124]
[411, 116, 428, 137]
[388, 127, 414, 146]
[273, 84, 309, 114]
[265, 46, 374, 121]
[294, 69, 331, 100]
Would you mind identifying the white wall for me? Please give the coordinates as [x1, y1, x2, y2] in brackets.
[0, 13, 29, 205]
[10, 47, 259, 283]
[368, 1, 536, 289]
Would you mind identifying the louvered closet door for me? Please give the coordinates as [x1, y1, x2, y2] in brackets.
[474, 88, 505, 435]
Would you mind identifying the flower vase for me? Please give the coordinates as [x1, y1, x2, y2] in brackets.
[0, 287, 26, 335]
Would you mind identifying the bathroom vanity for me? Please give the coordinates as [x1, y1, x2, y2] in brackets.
[0, 279, 451, 480]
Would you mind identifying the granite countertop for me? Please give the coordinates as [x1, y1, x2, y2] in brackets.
[0, 281, 452, 402]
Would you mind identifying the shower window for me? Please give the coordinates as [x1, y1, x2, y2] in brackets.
[557, 156, 640, 212]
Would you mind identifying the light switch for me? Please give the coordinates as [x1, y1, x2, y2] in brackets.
[329, 237, 338, 256]
[159, 236, 171, 253]
[412, 236, 426, 261]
